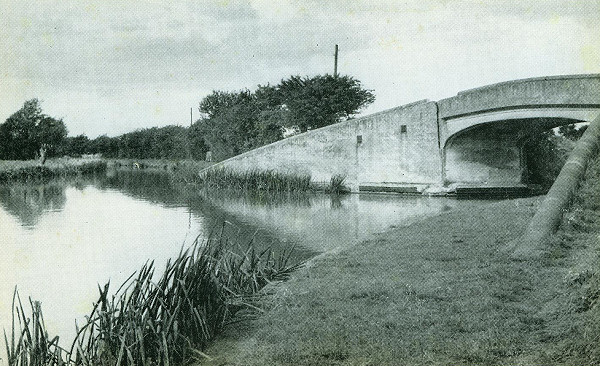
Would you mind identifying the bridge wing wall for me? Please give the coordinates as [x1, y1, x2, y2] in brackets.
[438, 74, 600, 119]
[205, 100, 442, 191]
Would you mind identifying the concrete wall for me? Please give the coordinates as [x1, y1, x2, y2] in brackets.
[207, 100, 442, 191]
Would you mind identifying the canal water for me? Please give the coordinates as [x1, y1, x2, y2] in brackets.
[0, 169, 493, 358]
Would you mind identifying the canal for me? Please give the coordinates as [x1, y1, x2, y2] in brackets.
[0, 168, 494, 356]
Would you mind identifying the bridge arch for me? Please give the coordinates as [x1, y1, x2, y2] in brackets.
[442, 116, 589, 185]
[440, 107, 598, 151]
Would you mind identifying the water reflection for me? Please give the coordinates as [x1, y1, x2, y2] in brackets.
[101, 169, 190, 207]
[0, 174, 107, 228]
[196, 188, 479, 253]
[0, 183, 66, 227]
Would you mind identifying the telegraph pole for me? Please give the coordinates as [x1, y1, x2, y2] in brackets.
[334, 44, 339, 77]
[187, 107, 193, 159]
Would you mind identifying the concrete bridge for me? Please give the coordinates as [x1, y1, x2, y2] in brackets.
[206, 74, 600, 193]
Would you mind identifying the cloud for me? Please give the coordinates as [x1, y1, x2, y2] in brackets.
[1, 0, 599, 137]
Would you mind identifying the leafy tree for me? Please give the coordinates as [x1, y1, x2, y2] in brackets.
[199, 90, 254, 119]
[63, 134, 91, 157]
[89, 135, 119, 158]
[278, 74, 375, 132]
[152, 126, 190, 159]
[196, 74, 374, 161]
[105, 126, 192, 160]
[198, 100, 260, 161]
[36, 116, 68, 162]
[0, 99, 67, 163]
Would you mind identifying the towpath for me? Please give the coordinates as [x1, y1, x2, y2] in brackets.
[201, 194, 592, 365]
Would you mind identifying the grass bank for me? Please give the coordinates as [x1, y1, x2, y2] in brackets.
[0, 158, 106, 183]
[200, 158, 600, 365]
[5, 233, 302, 365]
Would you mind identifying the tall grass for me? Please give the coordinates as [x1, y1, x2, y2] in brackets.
[199, 168, 312, 193]
[4, 233, 302, 365]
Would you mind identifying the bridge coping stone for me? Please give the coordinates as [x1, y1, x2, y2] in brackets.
[455, 73, 600, 95]
[438, 73, 600, 120]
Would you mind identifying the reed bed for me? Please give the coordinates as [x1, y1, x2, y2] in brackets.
[0, 159, 106, 183]
[5, 233, 302, 365]
[199, 168, 313, 193]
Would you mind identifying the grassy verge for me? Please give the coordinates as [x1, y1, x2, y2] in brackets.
[536, 154, 600, 364]
[4, 233, 303, 365]
[0, 158, 107, 183]
[199, 157, 600, 365]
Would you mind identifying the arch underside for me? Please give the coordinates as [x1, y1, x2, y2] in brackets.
[442, 115, 595, 185]
[442, 107, 600, 148]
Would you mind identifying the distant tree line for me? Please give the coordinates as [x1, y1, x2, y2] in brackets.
[59, 126, 206, 160]
[0, 74, 375, 162]
[0, 100, 207, 161]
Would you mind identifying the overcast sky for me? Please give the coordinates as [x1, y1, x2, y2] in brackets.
[1, 0, 599, 138]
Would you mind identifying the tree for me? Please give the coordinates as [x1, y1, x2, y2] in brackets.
[0, 99, 67, 163]
[199, 90, 254, 119]
[63, 134, 91, 157]
[198, 101, 260, 160]
[188, 121, 210, 160]
[89, 135, 119, 158]
[196, 74, 374, 161]
[36, 116, 69, 163]
[278, 74, 375, 131]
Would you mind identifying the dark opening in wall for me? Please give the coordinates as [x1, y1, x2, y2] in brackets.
[357, 135, 363, 144]
[400, 125, 407, 133]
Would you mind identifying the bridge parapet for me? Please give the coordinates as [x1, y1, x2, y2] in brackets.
[438, 74, 600, 120]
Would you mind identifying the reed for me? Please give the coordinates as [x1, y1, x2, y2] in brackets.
[199, 168, 312, 193]
[4, 232, 302, 365]
[4, 289, 68, 366]
[325, 174, 349, 194]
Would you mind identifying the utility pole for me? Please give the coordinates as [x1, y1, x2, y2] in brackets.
[187, 107, 193, 159]
[334, 44, 339, 77]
